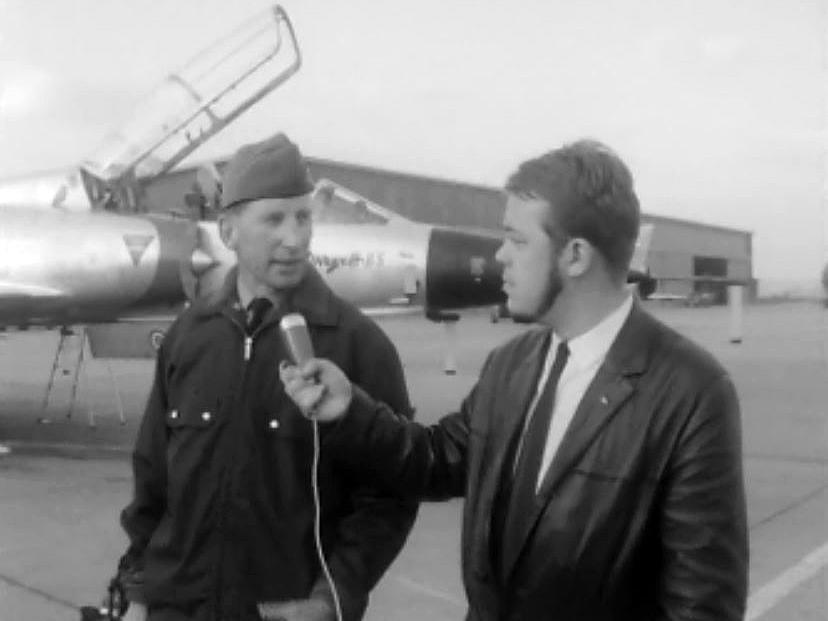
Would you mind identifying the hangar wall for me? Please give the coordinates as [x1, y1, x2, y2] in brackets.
[643, 215, 753, 301]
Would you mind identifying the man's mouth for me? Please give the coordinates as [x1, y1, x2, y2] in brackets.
[270, 257, 304, 267]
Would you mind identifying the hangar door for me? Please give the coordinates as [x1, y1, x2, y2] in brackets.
[693, 255, 728, 303]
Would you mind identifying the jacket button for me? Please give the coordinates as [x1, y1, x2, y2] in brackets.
[269, 419, 280, 430]
[170, 409, 179, 419]
[201, 411, 211, 422]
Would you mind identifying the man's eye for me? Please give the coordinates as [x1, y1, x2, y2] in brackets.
[295, 211, 311, 224]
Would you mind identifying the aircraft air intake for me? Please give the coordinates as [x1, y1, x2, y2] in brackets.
[425, 227, 505, 313]
[135, 216, 196, 309]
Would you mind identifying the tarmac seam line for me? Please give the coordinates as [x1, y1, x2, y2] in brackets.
[1, 440, 131, 458]
[0, 571, 78, 611]
[748, 480, 828, 531]
[746, 538, 828, 620]
[745, 453, 828, 466]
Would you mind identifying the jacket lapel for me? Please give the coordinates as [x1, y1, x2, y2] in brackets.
[473, 330, 549, 570]
[486, 329, 551, 492]
[537, 368, 634, 498]
[500, 303, 655, 581]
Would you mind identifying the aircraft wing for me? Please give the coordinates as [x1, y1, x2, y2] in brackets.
[312, 179, 405, 224]
[86, 317, 177, 359]
[360, 306, 425, 318]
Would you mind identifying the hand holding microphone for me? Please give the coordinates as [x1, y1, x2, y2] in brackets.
[279, 314, 352, 422]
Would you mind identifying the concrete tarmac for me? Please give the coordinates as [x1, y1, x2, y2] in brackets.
[0, 301, 826, 620]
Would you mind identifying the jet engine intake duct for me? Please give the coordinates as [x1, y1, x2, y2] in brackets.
[138, 216, 196, 308]
[425, 227, 505, 312]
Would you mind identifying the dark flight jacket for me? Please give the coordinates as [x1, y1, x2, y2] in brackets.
[119, 267, 417, 621]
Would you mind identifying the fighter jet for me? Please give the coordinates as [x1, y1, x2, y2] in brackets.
[0, 4, 302, 334]
[0, 4, 508, 423]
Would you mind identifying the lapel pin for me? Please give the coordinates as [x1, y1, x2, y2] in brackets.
[600, 395, 609, 405]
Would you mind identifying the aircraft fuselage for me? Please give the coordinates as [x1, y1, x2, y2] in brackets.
[0, 207, 192, 327]
[0, 207, 506, 330]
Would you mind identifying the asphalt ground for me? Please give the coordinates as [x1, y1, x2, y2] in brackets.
[0, 301, 826, 620]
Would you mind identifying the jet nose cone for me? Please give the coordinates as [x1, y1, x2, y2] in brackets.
[425, 227, 505, 312]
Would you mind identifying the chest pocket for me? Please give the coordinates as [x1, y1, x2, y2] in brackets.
[165, 402, 225, 470]
[166, 406, 217, 429]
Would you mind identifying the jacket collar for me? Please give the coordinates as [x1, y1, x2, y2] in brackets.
[192, 263, 341, 327]
[599, 298, 658, 378]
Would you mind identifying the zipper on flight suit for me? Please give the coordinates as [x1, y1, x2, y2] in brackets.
[215, 311, 256, 617]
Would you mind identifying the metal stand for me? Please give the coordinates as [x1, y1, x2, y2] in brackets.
[442, 317, 460, 375]
[728, 285, 744, 344]
[38, 326, 126, 426]
[39, 327, 82, 423]
[105, 359, 126, 425]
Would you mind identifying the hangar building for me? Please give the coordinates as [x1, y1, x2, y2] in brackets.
[148, 156, 754, 303]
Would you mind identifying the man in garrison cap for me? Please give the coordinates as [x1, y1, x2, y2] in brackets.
[115, 133, 417, 621]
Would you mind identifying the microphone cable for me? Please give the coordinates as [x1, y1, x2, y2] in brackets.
[279, 312, 343, 621]
[311, 419, 343, 621]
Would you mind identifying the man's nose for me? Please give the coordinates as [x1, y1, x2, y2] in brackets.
[279, 221, 305, 248]
[494, 241, 507, 264]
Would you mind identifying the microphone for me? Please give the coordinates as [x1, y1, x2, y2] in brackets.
[279, 313, 315, 366]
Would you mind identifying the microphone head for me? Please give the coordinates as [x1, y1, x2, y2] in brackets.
[279, 313, 315, 366]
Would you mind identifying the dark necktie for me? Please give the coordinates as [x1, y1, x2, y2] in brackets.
[493, 339, 570, 574]
[245, 297, 273, 336]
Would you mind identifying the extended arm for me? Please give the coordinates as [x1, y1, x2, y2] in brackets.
[311, 324, 419, 620]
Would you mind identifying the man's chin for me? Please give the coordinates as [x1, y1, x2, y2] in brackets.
[509, 311, 540, 324]
[267, 262, 307, 287]
[506, 301, 540, 324]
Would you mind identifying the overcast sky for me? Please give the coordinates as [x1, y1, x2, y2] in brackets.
[0, 0, 825, 290]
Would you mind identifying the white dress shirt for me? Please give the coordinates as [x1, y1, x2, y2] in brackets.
[531, 295, 634, 490]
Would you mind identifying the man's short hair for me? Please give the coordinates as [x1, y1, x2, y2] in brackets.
[505, 139, 640, 276]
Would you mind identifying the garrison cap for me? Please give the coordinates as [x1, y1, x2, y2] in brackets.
[221, 133, 314, 209]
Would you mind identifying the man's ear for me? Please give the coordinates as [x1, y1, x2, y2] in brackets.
[562, 237, 595, 278]
[218, 213, 238, 251]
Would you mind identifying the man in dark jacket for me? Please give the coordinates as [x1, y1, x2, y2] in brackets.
[283, 140, 749, 620]
[117, 133, 417, 621]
